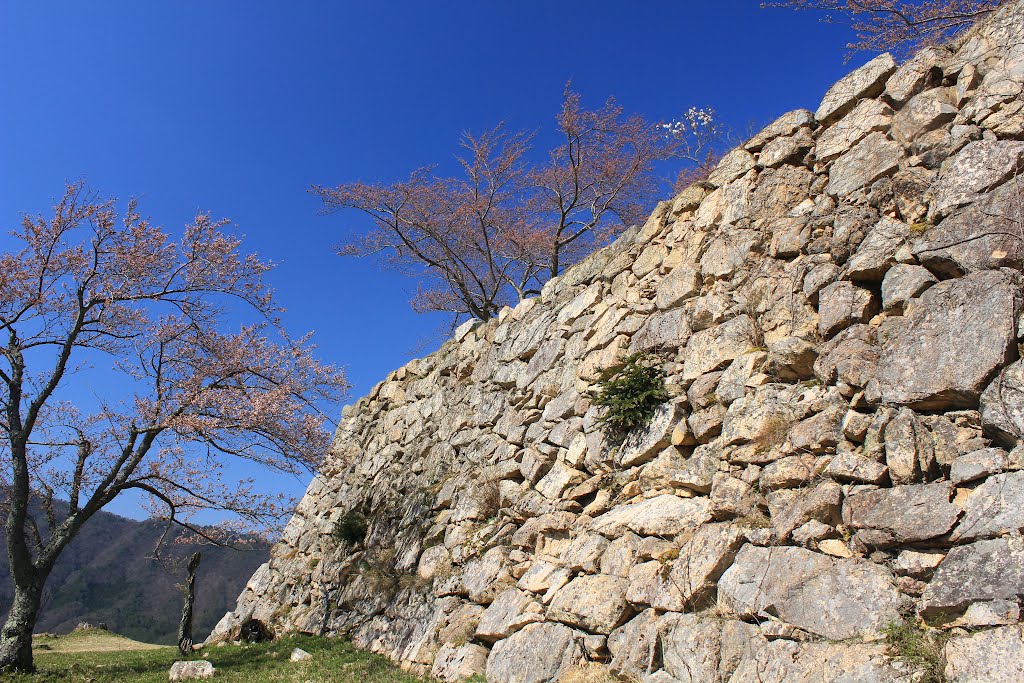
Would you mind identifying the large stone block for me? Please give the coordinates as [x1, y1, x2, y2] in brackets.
[590, 494, 712, 538]
[915, 177, 1024, 277]
[816, 53, 896, 125]
[950, 471, 1024, 543]
[547, 574, 632, 634]
[843, 482, 960, 544]
[981, 358, 1024, 445]
[874, 269, 1022, 409]
[825, 132, 903, 197]
[486, 622, 585, 683]
[925, 140, 1024, 220]
[921, 535, 1024, 620]
[944, 625, 1024, 683]
[717, 544, 901, 639]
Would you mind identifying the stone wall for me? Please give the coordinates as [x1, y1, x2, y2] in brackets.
[212, 3, 1024, 681]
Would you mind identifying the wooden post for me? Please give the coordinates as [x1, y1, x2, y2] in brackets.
[177, 552, 201, 656]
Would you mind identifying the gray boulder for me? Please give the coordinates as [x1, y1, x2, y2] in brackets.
[950, 471, 1024, 543]
[944, 625, 1024, 683]
[921, 535, 1024, 619]
[826, 132, 903, 197]
[817, 281, 878, 338]
[880, 264, 936, 312]
[843, 482, 960, 544]
[547, 574, 631, 634]
[980, 358, 1024, 446]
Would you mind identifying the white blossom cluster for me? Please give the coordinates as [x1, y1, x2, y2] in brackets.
[661, 107, 716, 138]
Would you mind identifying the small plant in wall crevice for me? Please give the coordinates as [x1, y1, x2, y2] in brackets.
[592, 350, 671, 435]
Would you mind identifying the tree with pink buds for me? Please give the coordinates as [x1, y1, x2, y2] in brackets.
[766, 0, 1005, 55]
[0, 183, 347, 672]
[313, 87, 720, 322]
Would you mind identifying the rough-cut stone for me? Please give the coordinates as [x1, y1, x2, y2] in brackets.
[921, 535, 1024, 619]
[875, 269, 1022, 409]
[816, 99, 892, 162]
[718, 544, 901, 639]
[769, 482, 842, 542]
[547, 574, 631, 634]
[668, 523, 746, 605]
[464, 547, 515, 604]
[518, 560, 571, 596]
[813, 325, 878, 389]
[884, 47, 946, 105]
[844, 482, 960, 544]
[817, 281, 877, 338]
[891, 87, 958, 145]
[824, 452, 889, 484]
[845, 217, 910, 281]
[981, 358, 1024, 446]
[607, 609, 672, 675]
[590, 495, 712, 538]
[950, 471, 1024, 543]
[475, 589, 544, 642]
[618, 402, 683, 468]
[916, 177, 1024, 277]
[169, 661, 215, 681]
[708, 149, 756, 188]
[432, 643, 489, 682]
[926, 140, 1024, 219]
[826, 132, 903, 197]
[630, 307, 691, 352]
[760, 454, 817, 490]
[710, 474, 761, 519]
[960, 599, 1020, 628]
[893, 549, 945, 578]
[880, 264, 936, 312]
[656, 265, 701, 310]
[816, 53, 897, 125]
[728, 640, 901, 683]
[745, 108, 815, 151]
[682, 316, 757, 381]
[883, 407, 934, 484]
[700, 229, 761, 280]
[950, 447, 1008, 485]
[661, 615, 764, 683]
[486, 622, 585, 683]
[944, 625, 1024, 683]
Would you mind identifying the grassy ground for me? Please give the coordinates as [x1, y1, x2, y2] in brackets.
[5, 630, 425, 683]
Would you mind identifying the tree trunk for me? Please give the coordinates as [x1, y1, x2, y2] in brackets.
[0, 576, 44, 672]
[177, 552, 201, 656]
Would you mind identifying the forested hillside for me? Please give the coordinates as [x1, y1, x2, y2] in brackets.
[0, 503, 268, 645]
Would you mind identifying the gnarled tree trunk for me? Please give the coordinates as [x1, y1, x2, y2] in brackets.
[177, 552, 201, 656]
[0, 570, 46, 672]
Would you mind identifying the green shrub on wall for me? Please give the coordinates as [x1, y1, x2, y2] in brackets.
[332, 510, 368, 546]
[592, 351, 670, 433]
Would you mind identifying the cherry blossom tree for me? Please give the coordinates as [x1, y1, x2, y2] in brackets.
[766, 0, 1006, 55]
[0, 183, 347, 672]
[313, 88, 720, 321]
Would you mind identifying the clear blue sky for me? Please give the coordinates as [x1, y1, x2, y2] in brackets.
[0, 1, 858, 519]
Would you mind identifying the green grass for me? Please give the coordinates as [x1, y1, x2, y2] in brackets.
[9, 631, 425, 683]
[882, 615, 946, 683]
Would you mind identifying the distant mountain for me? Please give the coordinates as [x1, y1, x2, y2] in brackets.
[0, 503, 270, 645]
